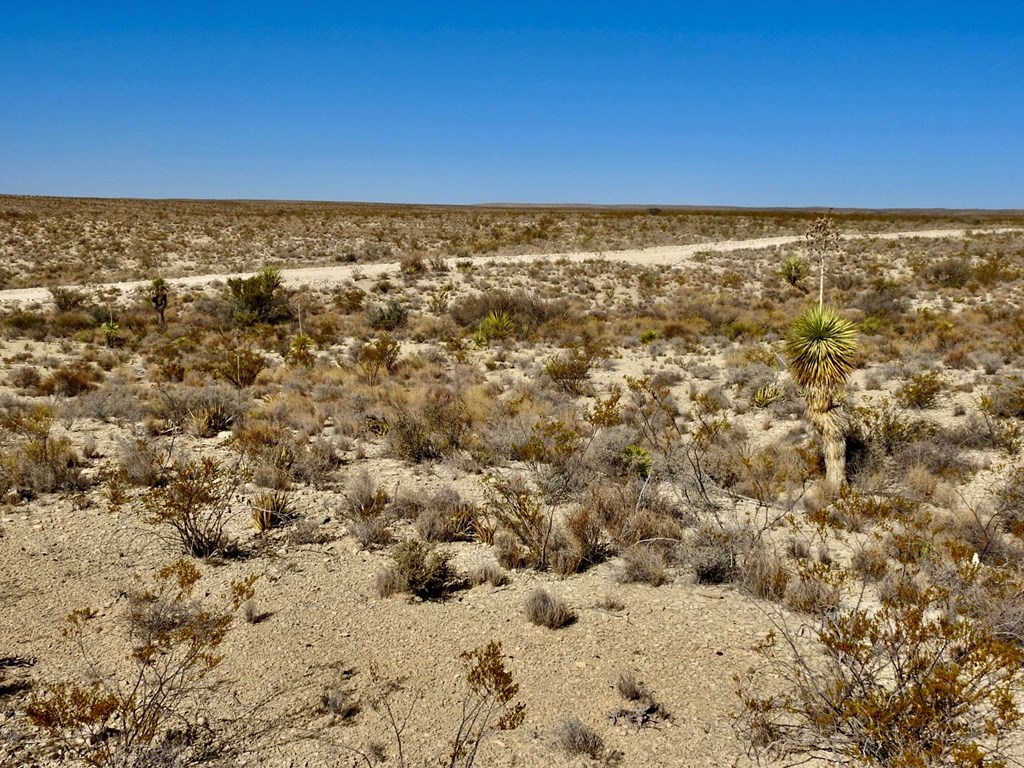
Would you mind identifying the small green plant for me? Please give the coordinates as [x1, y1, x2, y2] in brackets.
[473, 310, 514, 347]
[148, 277, 169, 324]
[227, 266, 289, 327]
[286, 332, 315, 367]
[752, 382, 784, 408]
[619, 444, 653, 479]
[353, 335, 401, 385]
[101, 319, 120, 348]
[543, 345, 600, 395]
[367, 299, 408, 331]
[896, 370, 944, 409]
[780, 255, 810, 287]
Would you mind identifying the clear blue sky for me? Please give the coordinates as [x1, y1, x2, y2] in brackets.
[1, 2, 1021, 207]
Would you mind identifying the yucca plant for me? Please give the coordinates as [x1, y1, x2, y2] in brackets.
[148, 277, 169, 324]
[780, 255, 810, 287]
[785, 305, 857, 490]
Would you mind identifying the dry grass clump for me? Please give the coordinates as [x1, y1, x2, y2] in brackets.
[610, 671, 669, 728]
[739, 545, 790, 600]
[467, 561, 511, 587]
[552, 716, 604, 758]
[117, 436, 173, 487]
[0, 401, 89, 499]
[617, 545, 668, 587]
[524, 588, 576, 629]
[343, 472, 393, 548]
[414, 486, 484, 543]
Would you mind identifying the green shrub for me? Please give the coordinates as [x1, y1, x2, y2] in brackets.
[367, 299, 408, 331]
[353, 335, 401, 384]
[896, 370, 944, 409]
[376, 540, 462, 600]
[543, 345, 599, 395]
[226, 267, 289, 326]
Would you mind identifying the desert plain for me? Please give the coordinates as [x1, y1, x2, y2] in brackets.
[3, 197, 1024, 766]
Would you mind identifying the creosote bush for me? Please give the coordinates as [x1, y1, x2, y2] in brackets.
[142, 457, 239, 558]
[26, 560, 255, 767]
[737, 568, 1024, 767]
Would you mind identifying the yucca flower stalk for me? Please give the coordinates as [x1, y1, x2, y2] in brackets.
[785, 305, 858, 490]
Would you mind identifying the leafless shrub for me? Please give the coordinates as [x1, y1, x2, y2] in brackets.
[683, 525, 747, 585]
[118, 436, 173, 487]
[8, 365, 41, 391]
[141, 457, 241, 558]
[493, 530, 529, 570]
[27, 560, 255, 767]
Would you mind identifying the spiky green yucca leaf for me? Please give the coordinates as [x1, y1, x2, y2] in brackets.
[785, 305, 857, 391]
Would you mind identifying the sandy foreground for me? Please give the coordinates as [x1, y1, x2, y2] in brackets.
[1, 225, 1021, 767]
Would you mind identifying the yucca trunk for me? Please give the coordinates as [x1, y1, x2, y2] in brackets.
[804, 388, 847, 489]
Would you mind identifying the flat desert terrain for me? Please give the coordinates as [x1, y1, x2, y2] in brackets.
[3, 197, 1024, 767]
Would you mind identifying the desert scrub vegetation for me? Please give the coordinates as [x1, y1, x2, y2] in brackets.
[3, 195, 1021, 288]
[26, 560, 256, 767]
[376, 539, 464, 600]
[141, 456, 243, 558]
[737, 562, 1024, 767]
[7, 204, 1024, 765]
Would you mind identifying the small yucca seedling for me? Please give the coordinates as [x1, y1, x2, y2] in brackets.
[252, 490, 293, 532]
[780, 255, 810, 287]
[752, 383, 784, 408]
[620, 445, 653, 479]
[473, 310, 513, 347]
[286, 332, 315, 367]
